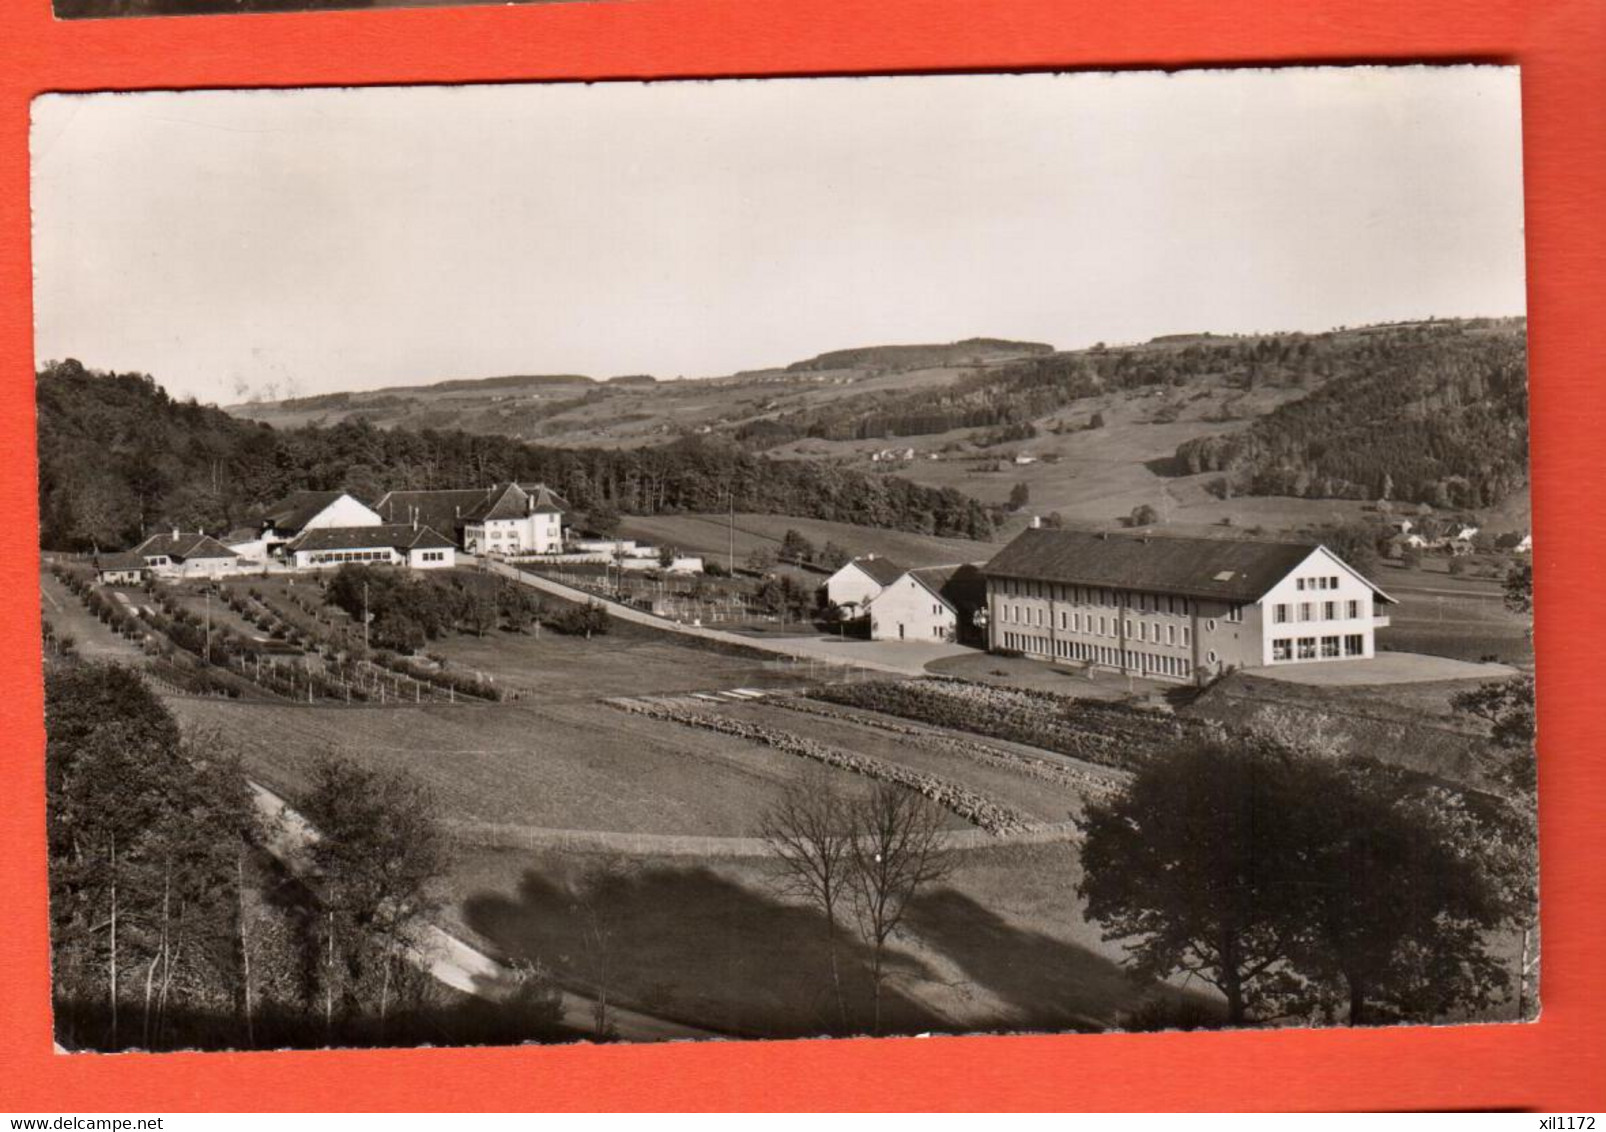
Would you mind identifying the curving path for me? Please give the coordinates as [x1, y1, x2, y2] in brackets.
[480, 557, 966, 677]
[248, 782, 720, 1043]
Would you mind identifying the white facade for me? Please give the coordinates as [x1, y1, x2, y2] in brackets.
[407, 546, 456, 570]
[1257, 547, 1387, 666]
[289, 543, 456, 570]
[464, 512, 563, 555]
[868, 574, 957, 643]
[824, 560, 893, 612]
[146, 555, 241, 580]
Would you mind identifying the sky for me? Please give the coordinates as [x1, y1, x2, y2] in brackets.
[31, 67, 1526, 403]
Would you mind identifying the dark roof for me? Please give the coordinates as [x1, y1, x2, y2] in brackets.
[95, 551, 148, 572]
[908, 563, 988, 613]
[132, 532, 241, 561]
[981, 528, 1354, 603]
[374, 489, 488, 535]
[463, 482, 569, 522]
[261, 491, 350, 534]
[846, 556, 907, 587]
[374, 483, 568, 535]
[221, 526, 261, 546]
[285, 524, 457, 553]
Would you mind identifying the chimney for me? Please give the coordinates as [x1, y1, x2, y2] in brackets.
[172, 527, 179, 539]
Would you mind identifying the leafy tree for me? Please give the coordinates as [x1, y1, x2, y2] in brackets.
[1081, 734, 1527, 1027]
[370, 610, 425, 654]
[819, 541, 851, 570]
[657, 545, 675, 569]
[1079, 736, 1305, 1025]
[779, 528, 815, 564]
[548, 600, 609, 638]
[301, 756, 446, 1034]
[744, 545, 778, 574]
[1088, 411, 1106, 429]
[1312, 522, 1382, 577]
[1503, 563, 1533, 615]
[1452, 675, 1537, 792]
[1007, 482, 1031, 511]
[1128, 504, 1159, 528]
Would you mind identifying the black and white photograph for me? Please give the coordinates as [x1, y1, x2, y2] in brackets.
[32, 68, 1537, 1053]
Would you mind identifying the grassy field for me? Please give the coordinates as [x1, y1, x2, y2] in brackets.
[619, 512, 997, 570]
[166, 695, 877, 837]
[447, 839, 1208, 1039]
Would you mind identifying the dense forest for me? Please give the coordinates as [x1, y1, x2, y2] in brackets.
[739, 321, 1530, 510]
[36, 360, 996, 551]
[1174, 322, 1529, 509]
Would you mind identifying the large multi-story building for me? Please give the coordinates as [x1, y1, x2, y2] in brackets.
[981, 527, 1395, 682]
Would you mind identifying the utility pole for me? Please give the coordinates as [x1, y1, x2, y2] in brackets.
[728, 490, 736, 575]
[362, 581, 370, 652]
[204, 591, 212, 663]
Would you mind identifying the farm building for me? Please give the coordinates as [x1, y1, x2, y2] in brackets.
[260, 491, 383, 542]
[866, 564, 987, 645]
[122, 530, 243, 579]
[822, 555, 906, 614]
[282, 524, 458, 570]
[93, 550, 149, 585]
[981, 528, 1395, 683]
[374, 482, 567, 555]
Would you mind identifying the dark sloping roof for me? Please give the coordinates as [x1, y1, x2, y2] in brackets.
[374, 483, 568, 535]
[908, 563, 988, 613]
[846, 556, 906, 587]
[374, 489, 488, 535]
[981, 528, 1346, 603]
[95, 551, 148, 572]
[221, 526, 262, 546]
[468, 483, 531, 522]
[517, 483, 570, 514]
[285, 524, 456, 554]
[133, 533, 241, 561]
[261, 491, 349, 534]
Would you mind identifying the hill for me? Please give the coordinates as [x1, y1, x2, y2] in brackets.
[783, 338, 1054, 373]
[35, 360, 996, 551]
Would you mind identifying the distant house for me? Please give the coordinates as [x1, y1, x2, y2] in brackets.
[1515, 533, 1533, 554]
[866, 564, 987, 645]
[93, 550, 149, 585]
[126, 530, 243, 579]
[981, 528, 1395, 683]
[373, 482, 567, 554]
[822, 555, 906, 614]
[282, 524, 457, 570]
[1013, 453, 1038, 465]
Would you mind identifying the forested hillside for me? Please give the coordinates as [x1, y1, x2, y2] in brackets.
[36, 360, 995, 551]
[739, 320, 1527, 467]
[1173, 321, 1528, 509]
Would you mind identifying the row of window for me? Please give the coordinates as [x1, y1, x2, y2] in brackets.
[1272, 600, 1363, 624]
[994, 578, 1213, 617]
[998, 604, 1195, 648]
[1271, 634, 1366, 661]
[309, 549, 394, 564]
[999, 632, 1196, 679]
[1296, 575, 1343, 591]
[418, 550, 449, 563]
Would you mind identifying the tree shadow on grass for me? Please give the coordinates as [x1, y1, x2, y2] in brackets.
[906, 887, 1221, 1034]
[462, 860, 946, 1041]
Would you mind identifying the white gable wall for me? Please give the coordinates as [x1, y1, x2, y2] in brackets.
[824, 562, 888, 611]
[1257, 546, 1381, 665]
[302, 495, 384, 532]
[868, 575, 956, 643]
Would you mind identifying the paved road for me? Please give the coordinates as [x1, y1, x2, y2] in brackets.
[482, 558, 967, 677]
[249, 782, 718, 1044]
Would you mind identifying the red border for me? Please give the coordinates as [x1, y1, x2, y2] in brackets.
[3, 0, 1603, 1113]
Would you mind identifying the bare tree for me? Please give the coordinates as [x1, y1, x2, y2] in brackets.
[758, 767, 857, 1030]
[846, 783, 951, 1035]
